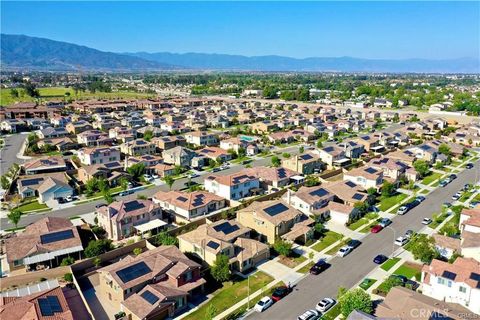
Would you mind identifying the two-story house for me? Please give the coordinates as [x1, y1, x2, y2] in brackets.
[343, 166, 384, 190]
[77, 147, 121, 165]
[204, 171, 260, 201]
[120, 139, 156, 156]
[184, 131, 219, 147]
[282, 153, 323, 175]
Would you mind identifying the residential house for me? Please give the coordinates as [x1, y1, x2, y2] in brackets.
[1, 119, 25, 133]
[23, 156, 68, 175]
[338, 140, 365, 159]
[77, 164, 128, 187]
[184, 131, 219, 147]
[237, 200, 314, 244]
[77, 147, 121, 165]
[459, 207, 480, 261]
[77, 130, 112, 147]
[96, 199, 164, 241]
[65, 120, 93, 134]
[251, 121, 278, 134]
[120, 139, 156, 156]
[153, 190, 226, 221]
[17, 173, 73, 203]
[178, 219, 269, 273]
[162, 146, 197, 167]
[282, 153, 323, 174]
[37, 126, 68, 139]
[245, 166, 298, 190]
[197, 146, 232, 163]
[421, 257, 480, 314]
[5, 217, 83, 271]
[98, 246, 205, 317]
[38, 137, 76, 151]
[204, 171, 260, 201]
[323, 180, 369, 206]
[343, 166, 384, 190]
[317, 146, 349, 169]
[152, 136, 186, 151]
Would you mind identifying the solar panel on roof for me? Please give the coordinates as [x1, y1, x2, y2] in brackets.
[213, 222, 240, 235]
[22, 178, 44, 186]
[141, 290, 159, 304]
[345, 181, 356, 188]
[40, 229, 74, 244]
[116, 261, 152, 283]
[207, 241, 220, 250]
[278, 168, 287, 179]
[365, 167, 377, 174]
[38, 296, 62, 316]
[299, 154, 313, 160]
[264, 203, 289, 216]
[352, 193, 364, 201]
[177, 196, 188, 202]
[442, 271, 457, 280]
[310, 188, 328, 197]
[124, 200, 146, 212]
[470, 272, 480, 281]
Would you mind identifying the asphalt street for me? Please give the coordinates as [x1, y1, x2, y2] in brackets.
[249, 158, 480, 320]
[0, 134, 28, 176]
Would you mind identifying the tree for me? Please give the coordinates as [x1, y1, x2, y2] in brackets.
[381, 276, 404, 293]
[133, 248, 143, 256]
[104, 191, 115, 204]
[63, 273, 74, 283]
[381, 181, 396, 197]
[60, 256, 75, 266]
[367, 188, 377, 196]
[84, 239, 113, 258]
[127, 163, 146, 181]
[10, 88, 19, 98]
[211, 254, 231, 283]
[273, 240, 292, 257]
[119, 177, 129, 191]
[413, 160, 430, 178]
[143, 130, 153, 142]
[299, 146, 305, 153]
[438, 144, 451, 156]
[354, 201, 369, 215]
[85, 178, 98, 196]
[316, 140, 323, 148]
[410, 234, 439, 264]
[205, 304, 218, 320]
[7, 209, 22, 229]
[271, 156, 281, 167]
[152, 231, 178, 246]
[338, 288, 373, 317]
[163, 175, 175, 190]
[305, 175, 320, 187]
[1, 175, 10, 190]
[23, 82, 40, 98]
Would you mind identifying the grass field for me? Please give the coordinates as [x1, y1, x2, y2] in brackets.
[311, 231, 343, 252]
[320, 302, 342, 320]
[378, 193, 408, 212]
[298, 261, 315, 274]
[421, 172, 443, 185]
[347, 218, 369, 231]
[380, 257, 401, 271]
[182, 272, 273, 320]
[393, 263, 422, 281]
[16, 200, 49, 212]
[0, 87, 156, 106]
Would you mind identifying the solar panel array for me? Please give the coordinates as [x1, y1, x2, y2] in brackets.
[442, 270, 457, 280]
[352, 193, 365, 201]
[470, 272, 480, 288]
[40, 229, 74, 244]
[177, 196, 188, 202]
[365, 167, 377, 174]
[38, 296, 62, 316]
[299, 154, 313, 160]
[124, 200, 146, 212]
[21, 178, 44, 186]
[213, 221, 240, 235]
[232, 175, 248, 184]
[277, 168, 287, 179]
[310, 188, 328, 198]
[116, 262, 152, 283]
[207, 240, 220, 250]
[141, 290, 160, 305]
[264, 203, 289, 216]
[345, 181, 357, 188]
[192, 195, 205, 206]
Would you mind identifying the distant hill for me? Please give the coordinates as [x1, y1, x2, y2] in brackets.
[128, 52, 479, 73]
[1, 34, 179, 71]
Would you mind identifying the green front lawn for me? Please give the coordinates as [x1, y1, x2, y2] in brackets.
[429, 211, 450, 229]
[347, 218, 369, 231]
[16, 200, 49, 212]
[311, 231, 343, 252]
[392, 263, 422, 281]
[182, 272, 274, 320]
[359, 220, 381, 233]
[459, 191, 474, 203]
[278, 252, 307, 269]
[380, 257, 401, 271]
[359, 278, 377, 290]
[378, 193, 408, 211]
[321, 302, 342, 320]
[298, 261, 315, 274]
[421, 172, 442, 185]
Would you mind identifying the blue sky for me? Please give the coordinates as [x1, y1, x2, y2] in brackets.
[1, 1, 478, 59]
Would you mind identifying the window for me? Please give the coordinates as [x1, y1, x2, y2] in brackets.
[459, 286, 467, 293]
[447, 280, 452, 288]
[437, 277, 446, 285]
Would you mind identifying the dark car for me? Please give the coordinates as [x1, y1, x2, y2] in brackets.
[390, 274, 418, 289]
[271, 286, 292, 302]
[466, 163, 474, 169]
[347, 239, 361, 249]
[390, 274, 409, 285]
[373, 254, 388, 264]
[95, 203, 107, 208]
[443, 202, 452, 208]
[408, 199, 420, 208]
[309, 260, 329, 275]
[449, 174, 457, 180]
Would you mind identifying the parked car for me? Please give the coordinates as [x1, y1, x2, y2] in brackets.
[452, 192, 462, 201]
[119, 190, 134, 196]
[462, 184, 471, 191]
[394, 236, 408, 246]
[371, 225, 383, 233]
[65, 195, 73, 202]
[309, 260, 329, 275]
[188, 173, 199, 179]
[254, 296, 273, 312]
[422, 218, 433, 225]
[271, 286, 292, 302]
[470, 201, 480, 208]
[439, 180, 448, 187]
[397, 206, 409, 215]
[373, 254, 388, 264]
[151, 174, 159, 179]
[466, 163, 474, 169]
[337, 246, 352, 257]
[408, 199, 420, 208]
[405, 230, 414, 239]
[416, 196, 426, 202]
[443, 202, 452, 208]
[379, 218, 392, 228]
[95, 203, 106, 209]
[347, 239, 362, 249]
[315, 298, 336, 313]
[449, 174, 457, 180]
[298, 310, 320, 320]
[212, 167, 221, 172]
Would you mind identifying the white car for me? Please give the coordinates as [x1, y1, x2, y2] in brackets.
[422, 218, 432, 225]
[397, 206, 409, 215]
[394, 236, 408, 246]
[337, 246, 352, 257]
[254, 296, 273, 312]
[151, 174, 159, 179]
[315, 298, 336, 313]
[298, 309, 320, 320]
[65, 195, 73, 202]
[452, 192, 461, 201]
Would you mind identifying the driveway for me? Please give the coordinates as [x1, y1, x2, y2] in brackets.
[257, 260, 304, 285]
[249, 157, 480, 320]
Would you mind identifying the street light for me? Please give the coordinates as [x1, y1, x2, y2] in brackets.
[385, 225, 396, 257]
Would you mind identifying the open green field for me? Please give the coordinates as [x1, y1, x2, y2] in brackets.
[378, 193, 408, 211]
[311, 231, 343, 252]
[380, 257, 401, 271]
[182, 272, 273, 320]
[0, 87, 156, 106]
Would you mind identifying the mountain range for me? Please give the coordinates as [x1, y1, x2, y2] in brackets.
[1, 34, 479, 73]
